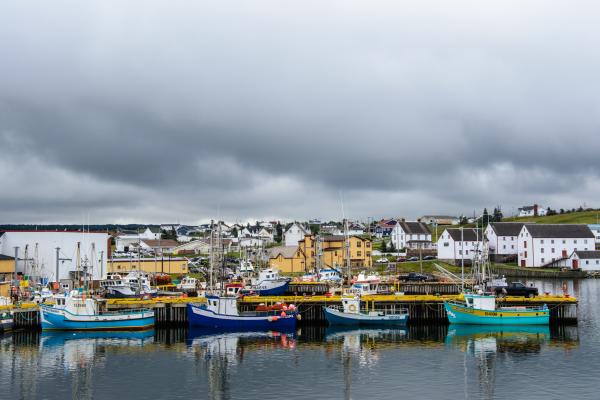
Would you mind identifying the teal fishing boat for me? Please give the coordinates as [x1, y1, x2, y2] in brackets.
[444, 293, 549, 325]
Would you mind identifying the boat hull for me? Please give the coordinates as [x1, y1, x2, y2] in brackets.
[40, 307, 155, 331]
[323, 307, 408, 326]
[444, 302, 550, 325]
[243, 281, 290, 296]
[187, 303, 297, 331]
[0, 318, 14, 332]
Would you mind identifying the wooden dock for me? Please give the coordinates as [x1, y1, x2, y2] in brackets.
[6, 293, 578, 328]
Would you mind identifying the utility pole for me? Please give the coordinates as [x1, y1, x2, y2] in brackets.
[55, 247, 72, 287]
[13, 246, 19, 283]
[461, 227, 465, 292]
[99, 250, 104, 280]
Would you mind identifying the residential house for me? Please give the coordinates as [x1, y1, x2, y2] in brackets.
[284, 223, 310, 246]
[437, 228, 483, 264]
[419, 215, 460, 226]
[549, 250, 600, 271]
[518, 204, 546, 217]
[141, 227, 162, 240]
[171, 240, 211, 255]
[390, 220, 432, 250]
[484, 222, 525, 258]
[139, 239, 179, 254]
[268, 246, 305, 273]
[374, 219, 398, 238]
[517, 224, 594, 267]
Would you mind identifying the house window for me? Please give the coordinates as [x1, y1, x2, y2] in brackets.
[596, 260, 599, 264]
[586, 260, 589, 265]
[444, 242, 449, 247]
[465, 250, 469, 255]
[357, 241, 362, 247]
[366, 252, 371, 257]
[541, 258, 545, 263]
[562, 240, 566, 244]
[541, 248, 544, 253]
[524, 241, 527, 248]
[541, 240, 544, 244]
[334, 251, 338, 256]
[503, 237, 506, 241]
[503, 245, 506, 249]
[551, 248, 555, 253]
[584, 240, 588, 244]
[357, 251, 362, 257]
[511, 245, 514, 249]
[366, 242, 371, 248]
[574, 240, 578, 244]
[459, 250, 462, 255]
[551, 240, 555, 244]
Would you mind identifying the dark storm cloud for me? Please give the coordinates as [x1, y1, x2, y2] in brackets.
[1, 1, 600, 223]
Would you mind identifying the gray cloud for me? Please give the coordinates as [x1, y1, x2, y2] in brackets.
[1, 1, 600, 224]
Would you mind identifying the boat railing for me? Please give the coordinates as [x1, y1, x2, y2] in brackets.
[97, 308, 153, 315]
[446, 300, 549, 312]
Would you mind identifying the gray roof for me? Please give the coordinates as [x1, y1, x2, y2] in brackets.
[268, 246, 298, 259]
[524, 224, 594, 239]
[445, 228, 483, 242]
[399, 221, 431, 235]
[574, 250, 600, 259]
[147, 226, 162, 233]
[489, 222, 526, 237]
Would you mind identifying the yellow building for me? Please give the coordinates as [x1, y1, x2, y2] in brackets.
[107, 257, 189, 275]
[267, 246, 305, 273]
[269, 234, 372, 273]
[0, 255, 15, 281]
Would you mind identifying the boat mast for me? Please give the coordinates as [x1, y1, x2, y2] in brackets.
[76, 241, 81, 289]
[209, 219, 214, 293]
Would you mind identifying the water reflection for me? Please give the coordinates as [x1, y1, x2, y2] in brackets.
[445, 325, 579, 400]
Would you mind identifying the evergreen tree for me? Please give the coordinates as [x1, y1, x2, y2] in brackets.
[381, 240, 387, 252]
[232, 227, 238, 238]
[482, 208, 489, 224]
[389, 241, 397, 253]
[275, 222, 283, 243]
[493, 207, 503, 222]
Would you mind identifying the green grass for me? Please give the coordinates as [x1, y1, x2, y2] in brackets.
[502, 210, 600, 225]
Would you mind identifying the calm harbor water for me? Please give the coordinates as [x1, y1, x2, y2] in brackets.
[1, 279, 599, 400]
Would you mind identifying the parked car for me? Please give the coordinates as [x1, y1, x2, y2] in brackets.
[400, 272, 431, 282]
[423, 255, 437, 260]
[407, 256, 419, 262]
[494, 282, 538, 298]
[396, 257, 406, 262]
[376, 257, 389, 263]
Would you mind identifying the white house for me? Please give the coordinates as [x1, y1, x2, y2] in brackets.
[518, 205, 547, 218]
[517, 224, 594, 267]
[588, 224, 600, 246]
[0, 230, 110, 281]
[390, 221, 432, 250]
[284, 223, 310, 246]
[484, 222, 525, 256]
[138, 239, 179, 254]
[437, 228, 483, 264]
[141, 227, 162, 240]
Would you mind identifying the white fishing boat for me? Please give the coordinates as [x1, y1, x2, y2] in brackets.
[349, 271, 381, 295]
[100, 271, 157, 298]
[176, 276, 199, 293]
[323, 294, 408, 326]
[244, 269, 290, 296]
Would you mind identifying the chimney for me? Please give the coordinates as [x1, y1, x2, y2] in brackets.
[534, 204, 539, 217]
[401, 218, 406, 222]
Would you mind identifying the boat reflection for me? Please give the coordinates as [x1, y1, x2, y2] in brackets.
[445, 325, 551, 355]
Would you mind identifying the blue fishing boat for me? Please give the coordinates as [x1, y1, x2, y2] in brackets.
[243, 269, 290, 296]
[323, 295, 409, 326]
[40, 290, 155, 331]
[444, 293, 549, 325]
[188, 295, 298, 331]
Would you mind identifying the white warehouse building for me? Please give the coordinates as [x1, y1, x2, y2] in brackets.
[517, 224, 595, 267]
[0, 231, 110, 282]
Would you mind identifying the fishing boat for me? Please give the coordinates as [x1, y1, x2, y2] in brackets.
[444, 293, 549, 325]
[349, 271, 381, 295]
[40, 290, 155, 331]
[323, 295, 408, 326]
[0, 296, 14, 332]
[176, 276, 199, 294]
[188, 295, 298, 330]
[317, 268, 343, 283]
[244, 269, 290, 296]
[100, 271, 158, 298]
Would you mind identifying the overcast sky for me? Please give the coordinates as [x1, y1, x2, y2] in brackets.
[1, 1, 600, 224]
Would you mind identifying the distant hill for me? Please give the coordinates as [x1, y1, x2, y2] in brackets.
[503, 210, 600, 225]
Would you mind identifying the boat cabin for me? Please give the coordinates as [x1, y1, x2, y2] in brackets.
[54, 290, 108, 315]
[464, 294, 496, 311]
[225, 283, 244, 296]
[341, 296, 361, 314]
[205, 295, 239, 316]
